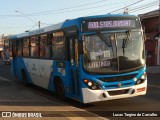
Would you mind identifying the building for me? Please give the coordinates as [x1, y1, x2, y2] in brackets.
[0, 35, 11, 60]
[139, 10, 160, 66]
[0, 35, 4, 60]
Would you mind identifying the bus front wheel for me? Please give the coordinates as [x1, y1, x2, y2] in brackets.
[55, 78, 66, 101]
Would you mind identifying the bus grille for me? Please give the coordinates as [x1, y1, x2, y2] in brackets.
[108, 89, 129, 96]
[99, 73, 137, 82]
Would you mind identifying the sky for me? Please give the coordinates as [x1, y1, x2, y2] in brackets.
[0, 0, 159, 36]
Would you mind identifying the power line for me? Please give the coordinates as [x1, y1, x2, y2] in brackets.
[0, 0, 143, 18]
[29, 4, 111, 16]
[28, 0, 108, 15]
[0, 26, 32, 29]
[0, 0, 108, 18]
[15, 10, 37, 25]
[15, 10, 41, 30]
[28, 24, 38, 31]
[40, 22, 53, 26]
[0, 0, 153, 18]
[88, 0, 134, 15]
[123, 0, 158, 13]
[116, 0, 158, 14]
[0, 0, 158, 30]
[108, 0, 143, 14]
[130, 6, 157, 14]
[129, 3, 158, 13]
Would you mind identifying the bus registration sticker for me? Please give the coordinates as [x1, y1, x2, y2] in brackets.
[90, 52, 96, 60]
[104, 50, 110, 58]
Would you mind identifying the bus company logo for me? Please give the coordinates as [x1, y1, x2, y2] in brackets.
[117, 83, 121, 88]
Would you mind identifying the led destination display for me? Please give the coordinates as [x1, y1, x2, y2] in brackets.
[88, 20, 131, 29]
[82, 17, 140, 32]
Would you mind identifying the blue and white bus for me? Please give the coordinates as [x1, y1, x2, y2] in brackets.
[9, 14, 147, 103]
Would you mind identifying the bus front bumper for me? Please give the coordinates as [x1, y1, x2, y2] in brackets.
[82, 80, 147, 103]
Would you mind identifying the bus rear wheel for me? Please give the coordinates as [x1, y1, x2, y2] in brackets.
[55, 78, 66, 101]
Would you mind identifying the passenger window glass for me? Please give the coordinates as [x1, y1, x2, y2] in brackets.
[40, 34, 50, 58]
[75, 39, 79, 66]
[23, 38, 29, 57]
[17, 40, 22, 56]
[30, 36, 39, 57]
[52, 32, 65, 59]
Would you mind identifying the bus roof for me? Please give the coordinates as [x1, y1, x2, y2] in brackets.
[9, 35, 17, 40]
[13, 14, 138, 39]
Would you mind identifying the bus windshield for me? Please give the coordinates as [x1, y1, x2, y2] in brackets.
[83, 30, 145, 74]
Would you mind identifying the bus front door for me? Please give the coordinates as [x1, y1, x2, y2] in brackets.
[69, 37, 81, 98]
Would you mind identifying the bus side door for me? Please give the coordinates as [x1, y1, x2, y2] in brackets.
[69, 36, 81, 98]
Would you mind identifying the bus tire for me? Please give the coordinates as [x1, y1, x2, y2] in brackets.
[21, 70, 29, 86]
[54, 78, 66, 101]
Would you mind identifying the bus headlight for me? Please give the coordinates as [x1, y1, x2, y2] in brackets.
[83, 79, 101, 90]
[135, 72, 147, 85]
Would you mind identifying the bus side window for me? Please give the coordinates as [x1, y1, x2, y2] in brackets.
[12, 42, 16, 57]
[30, 36, 39, 57]
[52, 31, 65, 59]
[69, 39, 74, 66]
[23, 38, 29, 57]
[69, 38, 79, 66]
[17, 39, 22, 56]
[40, 34, 50, 58]
[75, 39, 79, 66]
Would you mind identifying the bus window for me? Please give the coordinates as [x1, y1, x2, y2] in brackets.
[52, 32, 65, 59]
[23, 38, 29, 57]
[75, 39, 79, 66]
[69, 39, 74, 65]
[30, 36, 39, 57]
[40, 34, 50, 58]
[17, 39, 22, 56]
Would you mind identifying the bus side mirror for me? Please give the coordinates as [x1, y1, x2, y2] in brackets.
[78, 40, 84, 54]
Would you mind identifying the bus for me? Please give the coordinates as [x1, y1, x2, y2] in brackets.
[9, 14, 147, 103]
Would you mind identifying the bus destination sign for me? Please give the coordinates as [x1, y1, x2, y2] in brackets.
[88, 20, 131, 29]
[82, 18, 139, 32]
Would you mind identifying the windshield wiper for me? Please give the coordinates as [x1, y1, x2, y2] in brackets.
[96, 32, 112, 47]
[97, 32, 116, 57]
[122, 30, 131, 56]
[123, 30, 131, 48]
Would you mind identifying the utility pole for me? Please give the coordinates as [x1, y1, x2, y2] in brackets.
[38, 21, 40, 29]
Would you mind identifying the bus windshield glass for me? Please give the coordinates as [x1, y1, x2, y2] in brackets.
[83, 30, 145, 74]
